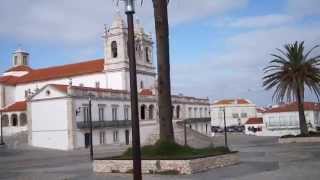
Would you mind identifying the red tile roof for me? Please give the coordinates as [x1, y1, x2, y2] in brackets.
[0, 59, 104, 85]
[264, 102, 320, 113]
[49, 84, 128, 94]
[213, 99, 251, 105]
[140, 89, 153, 96]
[5, 65, 33, 72]
[246, 117, 263, 125]
[0, 101, 27, 112]
[256, 108, 265, 113]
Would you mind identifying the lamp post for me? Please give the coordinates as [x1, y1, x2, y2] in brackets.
[120, 1, 142, 179]
[0, 111, 4, 145]
[220, 107, 228, 148]
[88, 94, 94, 161]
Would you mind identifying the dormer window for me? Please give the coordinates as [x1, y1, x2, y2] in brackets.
[111, 41, 118, 58]
[145, 47, 150, 63]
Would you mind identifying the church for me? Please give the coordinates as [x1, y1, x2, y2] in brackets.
[0, 15, 211, 150]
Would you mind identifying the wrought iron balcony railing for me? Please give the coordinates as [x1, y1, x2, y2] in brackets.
[176, 117, 211, 125]
[76, 120, 132, 129]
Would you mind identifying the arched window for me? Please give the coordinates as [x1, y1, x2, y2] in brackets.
[140, 104, 146, 120]
[176, 105, 180, 119]
[1, 115, 9, 127]
[11, 114, 18, 127]
[111, 41, 118, 58]
[145, 47, 150, 62]
[149, 105, 154, 120]
[19, 113, 27, 126]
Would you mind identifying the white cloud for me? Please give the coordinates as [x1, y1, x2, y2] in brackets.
[171, 24, 320, 105]
[286, 0, 320, 17]
[217, 14, 295, 28]
[0, 0, 248, 45]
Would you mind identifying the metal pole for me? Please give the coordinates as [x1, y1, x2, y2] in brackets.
[184, 120, 187, 146]
[0, 111, 4, 145]
[223, 107, 228, 148]
[89, 96, 94, 161]
[126, 8, 142, 180]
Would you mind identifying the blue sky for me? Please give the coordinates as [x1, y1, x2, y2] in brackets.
[0, 0, 320, 106]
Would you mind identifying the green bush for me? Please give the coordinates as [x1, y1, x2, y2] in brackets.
[116, 141, 232, 160]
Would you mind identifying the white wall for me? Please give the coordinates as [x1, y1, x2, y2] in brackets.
[211, 104, 257, 127]
[261, 110, 317, 136]
[31, 99, 69, 150]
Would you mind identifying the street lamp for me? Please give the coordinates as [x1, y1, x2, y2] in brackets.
[118, 1, 142, 179]
[220, 107, 228, 148]
[0, 111, 5, 145]
[88, 93, 95, 161]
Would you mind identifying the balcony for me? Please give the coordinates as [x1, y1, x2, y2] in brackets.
[176, 118, 211, 125]
[76, 120, 132, 129]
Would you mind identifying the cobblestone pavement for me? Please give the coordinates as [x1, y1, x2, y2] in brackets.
[1, 134, 320, 180]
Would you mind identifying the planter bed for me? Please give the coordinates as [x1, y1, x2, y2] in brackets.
[93, 153, 239, 175]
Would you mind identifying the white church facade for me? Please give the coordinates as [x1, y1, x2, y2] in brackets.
[0, 15, 211, 150]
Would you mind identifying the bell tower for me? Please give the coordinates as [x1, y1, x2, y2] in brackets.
[104, 14, 156, 91]
[12, 48, 29, 67]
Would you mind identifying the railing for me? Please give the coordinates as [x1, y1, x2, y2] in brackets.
[76, 120, 132, 129]
[176, 117, 211, 125]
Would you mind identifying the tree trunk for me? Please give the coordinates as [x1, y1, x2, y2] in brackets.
[296, 86, 308, 135]
[152, 0, 174, 143]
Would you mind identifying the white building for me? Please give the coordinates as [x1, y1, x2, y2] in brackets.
[211, 99, 257, 127]
[260, 102, 320, 136]
[0, 15, 211, 150]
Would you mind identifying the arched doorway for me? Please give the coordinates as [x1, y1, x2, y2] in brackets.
[11, 114, 18, 127]
[149, 105, 154, 120]
[140, 104, 146, 120]
[176, 105, 180, 119]
[1, 115, 9, 127]
[125, 130, 130, 145]
[19, 113, 27, 126]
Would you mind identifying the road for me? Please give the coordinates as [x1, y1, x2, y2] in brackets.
[1, 134, 320, 180]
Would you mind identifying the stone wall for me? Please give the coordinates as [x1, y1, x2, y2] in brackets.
[279, 137, 320, 144]
[93, 153, 239, 175]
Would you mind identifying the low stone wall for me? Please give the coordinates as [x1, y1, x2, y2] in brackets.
[93, 153, 239, 175]
[279, 137, 320, 144]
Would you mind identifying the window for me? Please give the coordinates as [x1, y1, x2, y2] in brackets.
[111, 41, 118, 58]
[98, 105, 105, 121]
[194, 108, 197, 118]
[145, 47, 150, 62]
[232, 113, 239, 118]
[199, 108, 203, 118]
[22, 56, 27, 65]
[188, 107, 192, 118]
[14, 56, 18, 65]
[113, 130, 119, 142]
[124, 105, 130, 120]
[99, 131, 105, 144]
[140, 81, 144, 89]
[83, 105, 89, 123]
[112, 105, 118, 121]
[241, 113, 247, 118]
[95, 81, 100, 88]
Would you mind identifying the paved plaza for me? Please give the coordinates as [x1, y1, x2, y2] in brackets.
[1, 134, 320, 180]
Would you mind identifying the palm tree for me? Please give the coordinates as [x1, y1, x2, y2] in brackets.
[263, 41, 320, 135]
[152, 0, 175, 143]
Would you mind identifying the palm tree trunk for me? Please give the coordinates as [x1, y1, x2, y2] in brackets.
[297, 86, 308, 135]
[152, 0, 174, 143]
